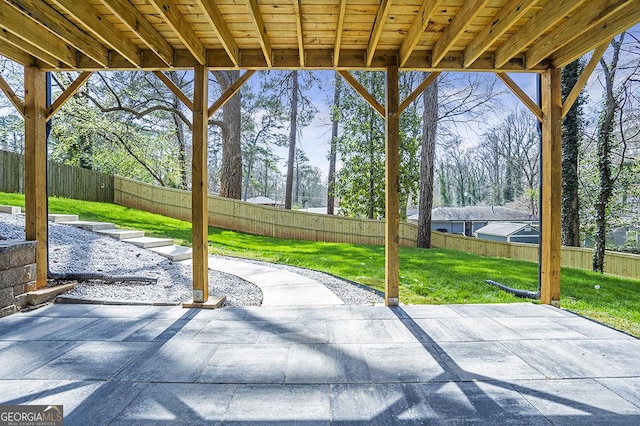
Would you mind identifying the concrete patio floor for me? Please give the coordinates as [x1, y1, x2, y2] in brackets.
[0, 302, 639, 425]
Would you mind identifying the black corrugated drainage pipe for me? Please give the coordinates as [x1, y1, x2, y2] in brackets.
[486, 280, 539, 300]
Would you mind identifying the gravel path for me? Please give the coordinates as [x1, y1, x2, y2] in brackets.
[0, 213, 383, 306]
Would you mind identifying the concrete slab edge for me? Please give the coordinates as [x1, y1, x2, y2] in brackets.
[55, 295, 182, 306]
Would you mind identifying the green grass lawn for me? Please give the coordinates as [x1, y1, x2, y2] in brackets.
[2, 192, 639, 337]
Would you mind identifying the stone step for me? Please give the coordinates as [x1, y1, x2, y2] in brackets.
[125, 236, 174, 249]
[48, 214, 79, 223]
[148, 245, 192, 262]
[0, 205, 21, 214]
[96, 229, 145, 240]
[58, 221, 115, 231]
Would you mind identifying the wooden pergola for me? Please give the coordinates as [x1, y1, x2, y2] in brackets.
[1, 0, 638, 307]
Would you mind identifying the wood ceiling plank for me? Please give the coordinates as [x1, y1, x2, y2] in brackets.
[293, 0, 305, 67]
[366, 0, 392, 66]
[333, 0, 347, 67]
[51, 0, 140, 66]
[0, 6, 74, 67]
[463, 0, 535, 68]
[149, 0, 206, 65]
[493, 0, 586, 68]
[399, 0, 441, 67]
[431, 0, 491, 67]
[195, 0, 240, 66]
[246, 0, 272, 66]
[101, 0, 174, 66]
[552, 2, 640, 68]
[526, 0, 631, 68]
[9, 0, 109, 67]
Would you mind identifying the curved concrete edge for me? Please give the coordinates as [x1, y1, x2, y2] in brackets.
[207, 257, 344, 306]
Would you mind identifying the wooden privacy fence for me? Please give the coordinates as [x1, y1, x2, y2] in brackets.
[115, 177, 640, 280]
[0, 150, 114, 203]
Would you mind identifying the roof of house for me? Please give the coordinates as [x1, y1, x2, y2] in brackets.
[245, 196, 276, 205]
[408, 206, 536, 222]
[474, 222, 539, 238]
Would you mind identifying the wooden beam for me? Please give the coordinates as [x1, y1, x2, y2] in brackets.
[0, 27, 61, 68]
[246, 0, 272, 67]
[208, 70, 255, 118]
[366, 0, 393, 67]
[0, 73, 25, 118]
[0, 4, 76, 67]
[153, 71, 193, 110]
[552, 2, 640, 68]
[293, 0, 305, 67]
[196, 0, 240, 67]
[561, 42, 608, 119]
[494, 0, 586, 69]
[540, 68, 562, 307]
[338, 70, 385, 118]
[149, 0, 206, 65]
[9, 0, 109, 67]
[385, 64, 400, 307]
[463, 0, 535, 68]
[191, 64, 209, 303]
[51, 0, 140, 67]
[0, 42, 35, 67]
[399, 0, 440, 67]
[24, 66, 48, 288]
[399, 71, 440, 113]
[496, 73, 543, 122]
[333, 0, 347, 67]
[525, 0, 630, 68]
[46, 72, 93, 120]
[432, 0, 490, 67]
[101, 0, 174, 66]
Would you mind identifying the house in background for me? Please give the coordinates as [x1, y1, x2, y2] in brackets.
[245, 196, 277, 207]
[474, 222, 540, 244]
[408, 206, 537, 237]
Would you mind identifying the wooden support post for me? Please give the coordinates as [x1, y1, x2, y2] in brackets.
[540, 68, 562, 307]
[385, 65, 400, 306]
[24, 66, 48, 288]
[191, 64, 209, 303]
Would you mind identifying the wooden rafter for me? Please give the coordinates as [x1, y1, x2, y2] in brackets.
[293, 0, 304, 67]
[153, 71, 193, 110]
[463, 0, 535, 68]
[208, 70, 256, 118]
[46, 72, 93, 121]
[552, 1, 640, 68]
[0, 3, 76, 67]
[102, 0, 174, 67]
[0, 25, 61, 68]
[366, 0, 393, 67]
[399, 0, 440, 67]
[399, 72, 440, 113]
[0, 73, 24, 118]
[432, 0, 490, 67]
[149, 0, 206, 65]
[526, 0, 630, 68]
[495, 73, 543, 122]
[333, 0, 347, 67]
[51, 0, 140, 67]
[0, 42, 35, 67]
[561, 42, 609, 119]
[494, 0, 586, 69]
[196, 0, 240, 67]
[9, 0, 109, 67]
[338, 71, 385, 118]
[246, 0, 272, 67]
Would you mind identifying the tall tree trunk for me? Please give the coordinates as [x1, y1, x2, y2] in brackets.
[593, 35, 623, 272]
[285, 70, 299, 209]
[213, 70, 243, 199]
[368, 103, 375, 220]
[327, 74, 340, 214]
[561, 59, 584, 247]
[417, 74, 438, 248]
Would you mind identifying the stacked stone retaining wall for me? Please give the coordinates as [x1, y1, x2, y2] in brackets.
[0, 241, 37, 317]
